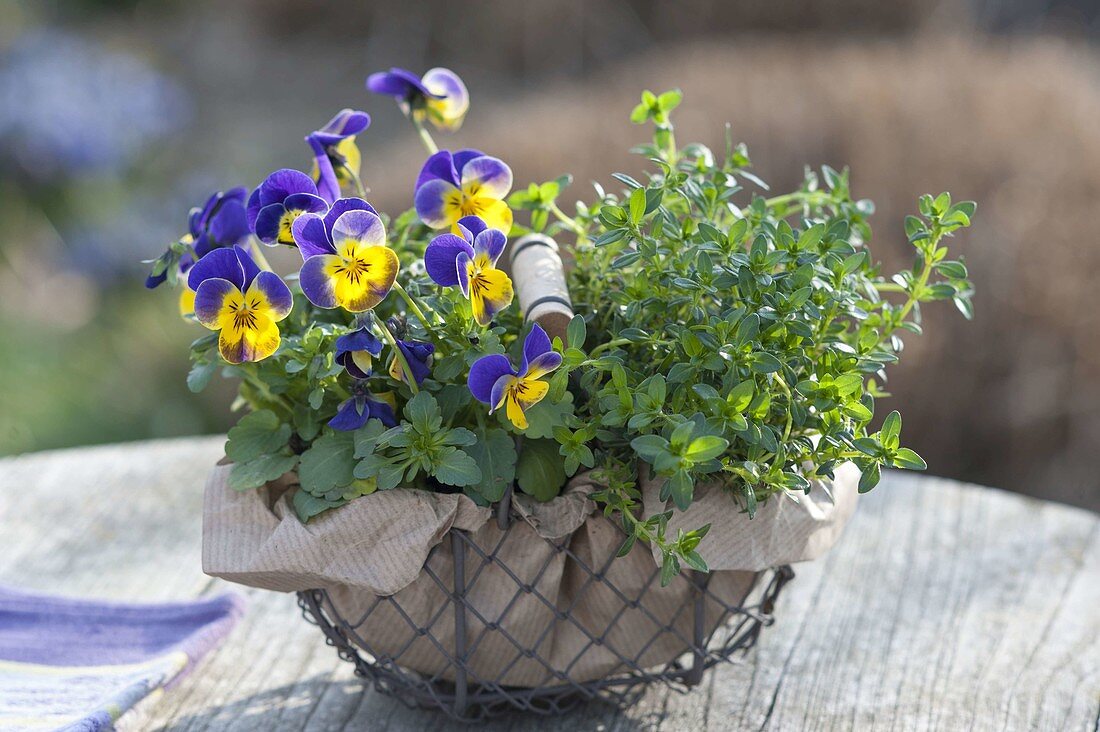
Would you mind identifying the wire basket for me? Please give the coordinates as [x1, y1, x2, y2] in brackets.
[296, 488, 794, 723]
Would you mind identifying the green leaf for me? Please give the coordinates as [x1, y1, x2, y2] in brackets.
[892, 448, 927, 471]
[858, 462, 881, 493]
[225, 410, 292, 463]
[228, 453, 298, 491]
[292, 490, 345, 523]
[520, 391, 574, 439]
[433, 448, 482, 487]
[404, 392, 441, 434]
[516, 439, 567, 501]
[187, 361, 217, 393]
[727, 380, 755, 412]
[683, 436, 729, 462]
[567, 315, 587, 350]
[631, 434, 670, 462]
[880, 410, 902, 449]
[629, 187, 646, 224]
[298, 431, 356, 496]
[464, 429, 517, 502]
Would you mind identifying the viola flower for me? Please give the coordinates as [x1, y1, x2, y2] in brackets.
[329, 385, 398, 432]
[187, 247, 292, 364]
[246, 169, 327, 246]
[414, 150, 513, 234]
[335, 326, 383, 379]
[145, 187, 249, 289]
[308, 109, 370, 204]
[467, 324, 562, 430]
[366, 67, 469, 131]
[295, 208, 398, 313]
[388, 337, 435, 386]
[425, 215, 513, 326]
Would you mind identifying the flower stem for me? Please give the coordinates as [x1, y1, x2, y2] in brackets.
[549, 202, 586, 239]
[392, 281, 435, 329]
[588, 337, 632, 358]
[412, 117, 439, 155]
[341, 161, 369, 198]
[249, 240, 274, 272]
[378, 320, 419, 395]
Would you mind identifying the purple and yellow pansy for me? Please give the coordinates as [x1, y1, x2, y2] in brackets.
[146, 187, 250, 289]
[246, 169, 328, 246]
[414, 149, 513, 234]
[329, 385, 398, 432]
[335, 326, 384, 379]
[388, 337, 435, 386]
[467, 325, 562, 430]
[366, 67, 469, 131]
[293, 205, 399, 313]
[187, 247, 292, 364]
[425, 215, 514, 326]
[308, 109, 370, 204]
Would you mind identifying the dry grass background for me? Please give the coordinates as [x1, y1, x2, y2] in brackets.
[360, 37, 1100, 510]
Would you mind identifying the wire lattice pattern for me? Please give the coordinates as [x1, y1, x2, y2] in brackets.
[297, 508, 793, 723]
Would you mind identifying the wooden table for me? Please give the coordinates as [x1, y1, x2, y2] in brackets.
[2, 438, 1097, 731]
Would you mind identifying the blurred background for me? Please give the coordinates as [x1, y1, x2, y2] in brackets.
[1, 0, 1097, 511]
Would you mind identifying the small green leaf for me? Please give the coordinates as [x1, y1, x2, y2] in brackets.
[228, 453, 298, 491]
[892, 448, 927, 471]
[567, 315, 587, 350]
[858, 462, 881, 493]
[187, 361, 217, 393]
[464, 429, 517, 502]
[433, 448, 482, 487]
[683, 436, 729, 462]
[880, 410, 902, 449]
[298, 431, 356, 496]
[516, 439, 567, 501]
[629, 187, 646, 224]
[225, 410, 292, 463]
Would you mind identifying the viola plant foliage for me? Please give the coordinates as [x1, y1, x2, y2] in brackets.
[150, 72, 975, 582]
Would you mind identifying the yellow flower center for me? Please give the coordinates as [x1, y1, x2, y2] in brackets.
[229, 296, 263, 332]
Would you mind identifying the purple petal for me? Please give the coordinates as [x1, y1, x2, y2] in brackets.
[452, 149, 485, 173]
[523, 351, 562, 380]
[291, 213, 334, 258]
[246, 188, 262, 231]
[336, 328, 383, 358]
[283, 192, 328, 215]
[414, 179, 460, 229]
[365, 395, 399, 428]
[455, 250, 472, 298]
[473, 228, 507, 265]
[310, 137, 340, 205]
[414, 150, 460, 190]
[330, 210, 386, 247]
[468, 353, 516, 404]
[298, 254, 339, 309]
[520, 324, 553, 375]
[187, 248, 245, 291]
[396, 339, 435, 385]
[248, 271, 293, 320]
[489, 373, 514, 414]
[259, 169, 318, 206]
[253, 203, 287, 245]
[323, 198, 377, 235]
[193, 277, 238, 328]
[208, 198, 249, 247]
[424, 233, 473, 287]
[366, 68, 432, 98]
[329, 398, 369, 431]
[457, 215, 487, 240]
[338, 351, 372, 380]
[422, 68, 468, 104]
[236, 247, 262, 289]
[460, 155, 513, 199]
[314, 108, 371, 145]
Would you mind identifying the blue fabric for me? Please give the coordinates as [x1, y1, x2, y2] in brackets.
[0, 586, 244, 731]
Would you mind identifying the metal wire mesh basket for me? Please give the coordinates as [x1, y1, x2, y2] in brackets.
[296, 487, 794, 723]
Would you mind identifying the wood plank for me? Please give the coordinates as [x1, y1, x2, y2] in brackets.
[1, 438, 1097, 731]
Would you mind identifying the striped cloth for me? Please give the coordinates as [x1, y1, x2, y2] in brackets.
[0, 586, 244, 731]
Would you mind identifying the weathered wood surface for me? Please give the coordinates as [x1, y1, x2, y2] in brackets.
[1, 437, 1097, 731]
